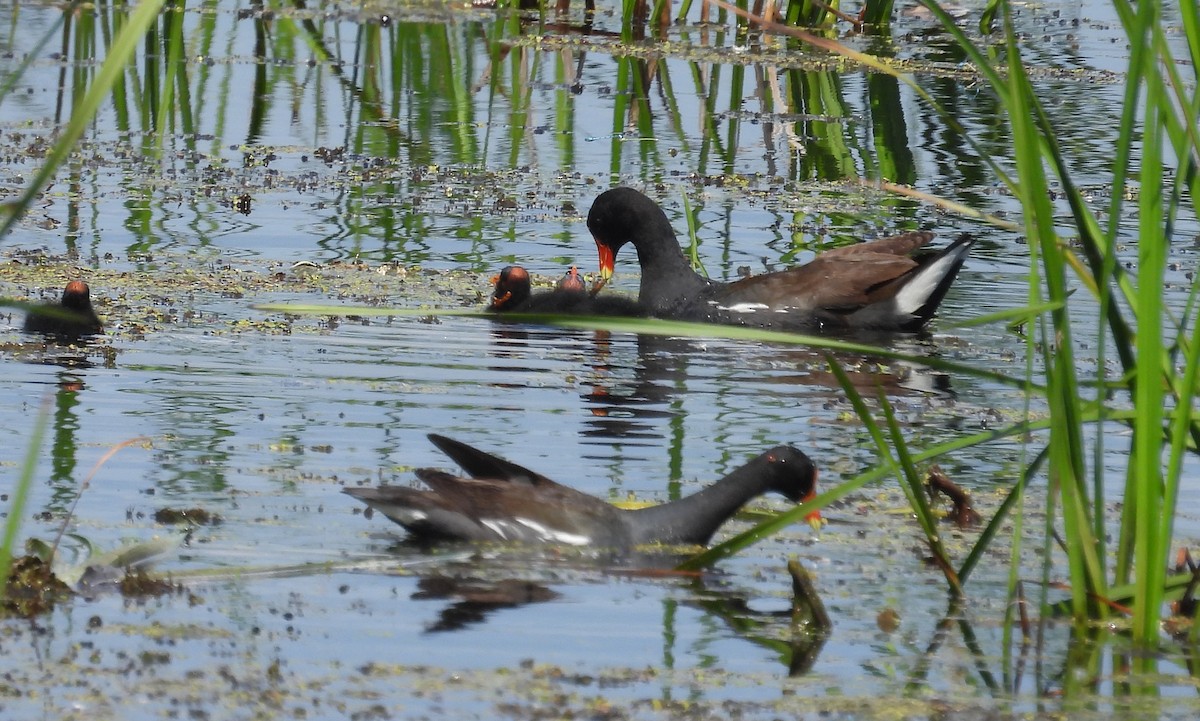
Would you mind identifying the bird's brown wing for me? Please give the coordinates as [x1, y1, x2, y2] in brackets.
[343, 485, 497, 541]
[815, 231, 934, 259]
[414, 470, 629, 545]
[719, 251, 921, 312]
[427, 434, 562, 488]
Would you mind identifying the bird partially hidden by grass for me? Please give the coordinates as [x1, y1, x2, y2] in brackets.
[23, 280, 103, 338]
[488, 265, 645, 316]
[345, 434, 821, 548]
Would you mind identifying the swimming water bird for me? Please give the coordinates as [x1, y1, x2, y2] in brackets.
[344, 434, 820, 547]
[587, 187, 975, 332]
[488, 265, 645, 316]
[22, 280, 103, 337]
[555, 265, 587, 294]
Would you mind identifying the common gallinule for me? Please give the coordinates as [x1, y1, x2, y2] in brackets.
[344, 434, 819, 547]
[587, 187, 975, 332]
[23, 280, 103, 337]
[489, 265, 646, 316]
[555, 265, 587, 294]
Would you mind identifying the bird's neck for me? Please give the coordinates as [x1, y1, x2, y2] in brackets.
[633, 239, 716, 314]
[625, 471, 769, 546]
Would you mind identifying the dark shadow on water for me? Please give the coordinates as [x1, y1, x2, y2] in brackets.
[361, 539, 828, 674]
[681, 574, 829, 677]
[487, 321, 956, 447]
[905, 595, 1003, 696]
[19, 364, 95, 512]
[411, 574, 563, 633]
[50, 371, 86, 487]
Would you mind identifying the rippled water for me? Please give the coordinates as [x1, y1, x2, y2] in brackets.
[1, 0, 1199, 718]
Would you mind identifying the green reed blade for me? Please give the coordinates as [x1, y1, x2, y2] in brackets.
[0, 0, 165, 241]
[680, 412, 1064, 571]
[681, 193, 708, 277]
[0, 397, 51, 600]
[1129, 0, 1168, 650]
[859, 0, 894, 31]
[0, 7, 65, 104]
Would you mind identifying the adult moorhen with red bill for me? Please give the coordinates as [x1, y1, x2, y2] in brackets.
[489, 265, 645, 317]
[344, 434, 820, 547]
[23, 280, 103, 337]
[587, 187, 975, 332]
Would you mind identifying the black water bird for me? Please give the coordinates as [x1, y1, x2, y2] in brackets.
[587, 187, 975, 332]
[488, 265, 645, 316]
[344, 434, 820, 547]
[23, 280, 103, 337]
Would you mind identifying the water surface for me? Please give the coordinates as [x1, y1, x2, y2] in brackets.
[1, 0, 1198, 718]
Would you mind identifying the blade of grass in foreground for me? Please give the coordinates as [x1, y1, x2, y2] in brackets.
[249, 302, 1038, 391]
[997, 0, 1105, 623]
[0, 9, 66, 105]
[0, 397, 51, 601]
[678, 414, 1058, 571]
[829, 356, 961, 594]
[1128, 0, 1168, 654]
[679, 402, 1170, 571]
[552, 316, 1034, 390]
[0, 0, 165, 241]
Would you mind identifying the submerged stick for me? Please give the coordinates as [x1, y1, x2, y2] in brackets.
[49, 437, 151, 561]
[788, 557, 832, 634]
[927, 465, 982, 529]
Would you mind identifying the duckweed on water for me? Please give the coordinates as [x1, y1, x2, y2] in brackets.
[0, 250, 496, 341]
[2, 554, 72, 617]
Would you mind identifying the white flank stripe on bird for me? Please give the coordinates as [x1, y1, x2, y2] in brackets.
[514, 518, 590, 545]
